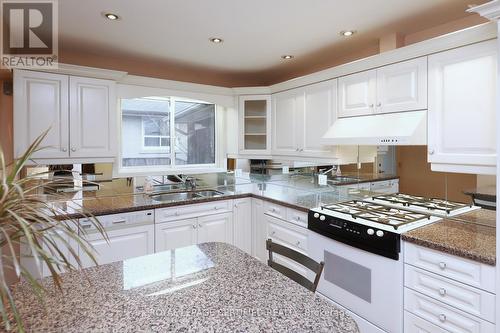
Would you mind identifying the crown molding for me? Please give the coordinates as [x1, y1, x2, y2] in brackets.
[467, 1, 500, 20]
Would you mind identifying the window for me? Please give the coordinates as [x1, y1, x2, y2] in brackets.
[120, 97, 216, 170]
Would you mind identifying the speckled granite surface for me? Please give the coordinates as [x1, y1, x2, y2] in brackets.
[402, 211, 496, 265]
[13, 243, 359, 333]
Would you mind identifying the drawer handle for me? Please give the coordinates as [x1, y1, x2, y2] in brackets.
[438, 262, 447, 270]
[81, 224, 92, 229]
[112, 219, 126, 224]
[439, 288, 446, 296]
[214, 207, 218, 210]
[272, 208, 276, 212]
[296, 241, 300, 246]
[296, 216, 301, 221]
[438, 314, 446, 323]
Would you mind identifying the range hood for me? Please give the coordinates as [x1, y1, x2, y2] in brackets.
[322, 110, 427, 145]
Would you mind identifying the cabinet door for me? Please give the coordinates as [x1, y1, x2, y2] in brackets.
[338, 69, 376, 117]
[155, 219, 197, 252]
[376, 57, 427, 114]
[69, 76, 116, 158]
[272, 89, 301, 155]
[300, 80, 337, 156]
[13, 70, 69, 159]
[198, 212, 233, 244]
[79, 224, 154, 268]
[428, 40, 497, 172]
[238, 95, 271, 154]
[252, 199, 267, 263]
[233, 198, 252, 255]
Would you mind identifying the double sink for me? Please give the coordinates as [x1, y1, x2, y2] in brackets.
[149, 189, 224, 203]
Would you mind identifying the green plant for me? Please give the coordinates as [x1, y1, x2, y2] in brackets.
[0, 131, 107, 332]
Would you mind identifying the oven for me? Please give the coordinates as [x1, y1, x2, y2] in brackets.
[308, 230, 403, 333]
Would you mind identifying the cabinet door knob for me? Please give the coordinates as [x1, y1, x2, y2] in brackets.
[299, 148, 303, 152]
[296, 241, 300, 246]
[439, 288, 446, 296]
[438, 314, 446, 323]
[429, 149, 435, 155]
[295, 148, 299, 152]
[439, 262, 446, 270]
[71, 147, 76, 152]
[271, 231, 276, 236]
[234, 204, 238, 208]
[192, 224, 197, 229]
[62, 147, 67, 152]
[376, 102, 382, 107]
[369, 104, 374, 108]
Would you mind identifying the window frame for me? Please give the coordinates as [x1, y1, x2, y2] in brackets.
[140, 116, 171, 153]
[116, 95, 220, 176]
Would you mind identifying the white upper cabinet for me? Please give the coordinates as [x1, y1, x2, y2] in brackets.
[14, 70, 69, 159]
[428, 40, 497, 174]
[376, 57, 427, 114]
[338, 57, 427, 118]
[14, 69, 117, 161]
[69, 76, 116, 158]
[272, 89, 300, 155]
[338, 69, 376, 117]
[272, 80, 337, 157]
[238, 95, 271, 155]
[301, 80, 337, 156]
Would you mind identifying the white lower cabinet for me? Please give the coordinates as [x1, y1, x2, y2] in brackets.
[198, 212, 233, 244]
[404, 242, 496, 333]
[155, 218, 197, 252]
[79, 224, 154, 268]
[251, 198, 267, 263]
[233, 198, 252, 255]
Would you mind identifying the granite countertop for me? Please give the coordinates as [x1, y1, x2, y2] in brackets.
[402, 209, 496, 265]
[13, 242, 359, 333]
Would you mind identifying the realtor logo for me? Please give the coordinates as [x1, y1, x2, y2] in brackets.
[1, 0, 58, 68]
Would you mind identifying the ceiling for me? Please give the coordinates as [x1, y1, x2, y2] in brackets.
[58, 0, 488, 86]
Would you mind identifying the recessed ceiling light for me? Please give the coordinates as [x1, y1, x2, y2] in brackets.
[209, 37, 223, 44]
[281, 55, 294, 60]
[103, 13, 120, 20]
[340, 30, 356, 37]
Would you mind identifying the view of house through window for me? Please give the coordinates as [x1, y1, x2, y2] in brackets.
[121, 97, 216, 169]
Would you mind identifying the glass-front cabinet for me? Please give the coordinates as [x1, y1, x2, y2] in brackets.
[238, 95, 271, 155]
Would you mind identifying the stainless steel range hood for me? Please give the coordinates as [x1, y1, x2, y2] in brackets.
[321, 110, 427, 145]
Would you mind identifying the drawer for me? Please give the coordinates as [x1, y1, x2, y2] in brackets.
[404, 242, 496, 293]
[266, 215, 307, 252]
[285, 208, 308, 228]
[155, 200, 232, 223]
[80, 209, 154, 232]
[405, 265, 496, 322]
[404, 288, 496, 333]
[264, 201, 286, 220]
[404, 310, 448, 333]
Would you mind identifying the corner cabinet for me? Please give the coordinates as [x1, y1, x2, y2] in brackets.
[238, 95, 271, 155]
[427, 40, 497, 174]
[14, 69, 117, 161]
[272, 80, 337, 158]
[338, 57, 427, 117]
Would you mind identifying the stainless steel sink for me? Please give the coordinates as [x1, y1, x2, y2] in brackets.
[149, 189, 224, 202]
[195, 190, 224, 197]
[150, 191, 202, 202]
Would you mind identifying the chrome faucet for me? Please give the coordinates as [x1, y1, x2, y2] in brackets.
[184, 176, 196, 190]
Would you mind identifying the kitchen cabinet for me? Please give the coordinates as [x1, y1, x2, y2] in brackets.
[375, 57, 427, 114]
[272, 88, 301, 155]
[198, 212, 233, 244]
[404, 242, 497, 332]
[238, 95, 271, 154]
[272, 80, 337, 157]
[233, 198, 252, 255]
[14, 69, 117, 161]
[13, 70, 69, 159]
[155, 218, 198, 252]
[69, 76, 116, 158]
[79, 224, 154, 268]
[20, 222, 78, 278]
[338, 57, 427, 118]
[251, 198, 267, 263]
[427, 40, 497, 174]
[338, 69, 376, 117]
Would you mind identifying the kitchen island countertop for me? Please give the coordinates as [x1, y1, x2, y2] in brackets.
[13, 242, 359, 333]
